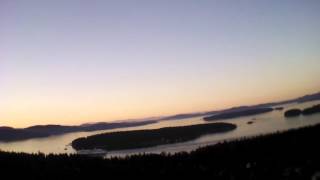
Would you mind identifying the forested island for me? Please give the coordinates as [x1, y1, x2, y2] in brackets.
[203, 107, 273, 121]
[1, 123, 320, 178]
[71, 122, 237, 151]
[284, 109, 302, 117]
[302, 104, 320, 115]
[284, 104, 320, 118]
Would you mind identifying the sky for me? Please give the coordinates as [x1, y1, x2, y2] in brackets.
[0, 0, 320, 128]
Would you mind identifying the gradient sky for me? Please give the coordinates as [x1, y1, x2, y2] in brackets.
[1, 0, 320, 128]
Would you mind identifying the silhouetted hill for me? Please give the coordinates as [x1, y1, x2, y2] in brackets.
[157, 106, 269, 122]
[0, 121, 157, 142]
[204, 107, 273, 121]
[0, 127, 49, 142]
[79, 121, 157, 131]
[158, 112, 208, 121]
[258, 92, 320, 107]
[296, 92, 320, 103]
[158, 92, 320, 121]
[25, 125, 79, 135]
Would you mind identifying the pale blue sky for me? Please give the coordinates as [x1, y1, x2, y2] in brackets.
[0, 0, 320, 127]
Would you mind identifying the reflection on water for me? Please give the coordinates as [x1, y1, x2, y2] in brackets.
[0, 100, 320, 156]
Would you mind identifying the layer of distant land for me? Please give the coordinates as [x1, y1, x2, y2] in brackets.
[1, 122, 320, 178]
[163, 91, 320, 121]
[0, 121, 156, 142]
[203, 107, 274, 121]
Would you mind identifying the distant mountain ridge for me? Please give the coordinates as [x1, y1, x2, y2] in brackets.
[158, 91, 320, 121]
[0, 121, 156, 142]
[296, 92, 320, 103]
[204, 107, 274, 121]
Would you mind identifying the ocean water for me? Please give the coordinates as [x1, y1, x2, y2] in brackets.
[0, 100, 319, 157]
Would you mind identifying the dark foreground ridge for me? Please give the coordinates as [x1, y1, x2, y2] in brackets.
[1, 123, 320, 179]
[204, 107, 273, 121]
[71, 122, 237, 151]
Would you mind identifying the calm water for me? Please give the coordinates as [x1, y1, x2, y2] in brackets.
[1, 100, 320, 157]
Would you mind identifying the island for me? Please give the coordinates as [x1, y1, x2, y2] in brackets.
[203, 107, 273, 121]
[71, 122, 237, 151]
[284, 109, 302, 117]
[284, 104, 320, 118]
[302, 104, 320, 115]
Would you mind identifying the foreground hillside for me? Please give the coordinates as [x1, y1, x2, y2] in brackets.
[1, 123, 320, 179]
